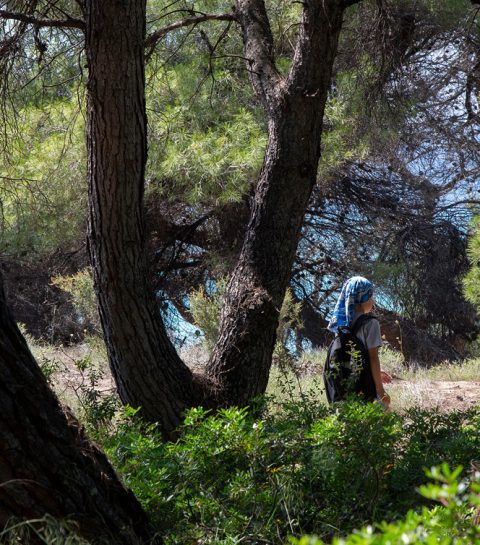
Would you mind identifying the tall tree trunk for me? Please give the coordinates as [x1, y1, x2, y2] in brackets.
[84, 0, 359, 436]
[206, 0, 351, 404]
[0, 273, 156, 545]
[85, 0, 201, 438]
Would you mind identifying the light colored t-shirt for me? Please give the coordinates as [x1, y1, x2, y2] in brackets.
[352, 314, 382, 350]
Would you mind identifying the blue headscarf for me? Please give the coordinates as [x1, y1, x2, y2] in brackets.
[327, 276, 373, 333]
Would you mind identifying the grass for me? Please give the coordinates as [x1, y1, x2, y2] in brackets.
[0, 516, 87, 545]
[267, 345, 480, 413]
[20, 326, 480, 417]
[378, 344, 480, 381]
[397, 358, 480, 382]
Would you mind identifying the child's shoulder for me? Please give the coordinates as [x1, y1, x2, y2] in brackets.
[365, 315, 381, 329]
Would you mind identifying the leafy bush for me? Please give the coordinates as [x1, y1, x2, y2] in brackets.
[72, 354, 119, 434]
[387, 408, 480, 511]
[293, 464, 480, 545]
[102, 398, 480, 545]
[189, 281, 302, 355]
[51, 268, 100, 331]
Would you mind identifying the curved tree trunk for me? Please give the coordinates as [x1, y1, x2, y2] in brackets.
[85, 0, 359, 437]
[0, 273, 156, 545]
[205, 0, 350, 404]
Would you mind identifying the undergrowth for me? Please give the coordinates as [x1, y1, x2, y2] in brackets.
[100, 397, 480, 545]
[293, 464, 480, 544]
[2, 463, 479, 545]
[23, 335, 480, 544]
[0, 515, 89, 544]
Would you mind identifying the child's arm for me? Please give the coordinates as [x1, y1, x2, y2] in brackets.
[368, 347, 391, 410]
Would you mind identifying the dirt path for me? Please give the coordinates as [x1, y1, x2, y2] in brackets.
[37, 343, 480, 413]
[388, 378, 480, 412]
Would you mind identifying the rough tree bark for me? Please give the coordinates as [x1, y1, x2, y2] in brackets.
[0, 273, 157, 544]
[85, 0, 360, 433]
[205, 0, 359, 404]
[85, 0, 201, 437]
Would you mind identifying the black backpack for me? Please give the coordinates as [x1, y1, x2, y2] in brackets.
[323, 314, 377, 404]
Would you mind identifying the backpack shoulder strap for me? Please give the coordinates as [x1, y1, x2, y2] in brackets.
[351, 313, 374, 337]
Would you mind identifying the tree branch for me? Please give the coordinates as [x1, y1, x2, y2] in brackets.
[0, 10, 85, 30]
[234, 0, 283, 111]
[145, 13, 237, 49]
[287, 0, 348, 95]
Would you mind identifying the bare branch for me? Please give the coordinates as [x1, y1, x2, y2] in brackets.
[0, 10, 85, 30]
[145, 13, 236, 49]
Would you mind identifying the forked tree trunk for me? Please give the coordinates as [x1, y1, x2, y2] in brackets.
[0, 274, 156, 545]
[205, 0, 353, 404]
[85, 0, 359, 436]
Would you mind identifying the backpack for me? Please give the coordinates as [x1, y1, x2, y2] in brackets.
[323, 314, 377, 404]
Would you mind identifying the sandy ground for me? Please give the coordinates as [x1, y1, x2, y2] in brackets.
[37, 343, 115, 407]
[42, 343, 480, 413]
[388, 378, 480, 412]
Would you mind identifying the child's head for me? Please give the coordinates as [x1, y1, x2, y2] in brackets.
[327, 276, 374, 332]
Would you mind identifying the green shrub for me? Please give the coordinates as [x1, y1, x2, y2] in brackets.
[51, 268, 100, 330]
[67, 353, 119, 434]
[293, 464, 480, 545]
[305, 402, 400, 527]
[102, 399, 480, 545]
[387, 408, 480, 512]
[189, 281, 302, 356]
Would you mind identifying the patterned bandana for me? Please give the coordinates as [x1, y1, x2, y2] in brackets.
[327, 276, 373, 333]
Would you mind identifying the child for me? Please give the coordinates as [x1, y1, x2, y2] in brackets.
[327, 276, 391, 411]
